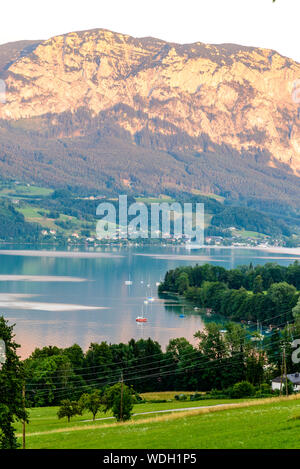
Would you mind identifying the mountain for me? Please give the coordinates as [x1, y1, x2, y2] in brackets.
[0, 29, 299, 208]
[0, 40, 41, 75]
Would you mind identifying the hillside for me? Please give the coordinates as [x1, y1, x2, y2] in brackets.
[15, 395, 300, 449]
[0, 29, 299, 209]
[0, 199, 41, 241]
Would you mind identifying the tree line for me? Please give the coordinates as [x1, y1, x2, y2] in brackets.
[1, 315, 299, 447]
[22, 319, 300, 406]
[159, 262, 300, 324]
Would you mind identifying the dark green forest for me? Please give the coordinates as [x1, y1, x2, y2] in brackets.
[159, 262, 300, 324]
[21, 319, 300, 407]
[0, 200, 41, 241]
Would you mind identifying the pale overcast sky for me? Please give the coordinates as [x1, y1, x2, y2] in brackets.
[1, 0, 300, 62]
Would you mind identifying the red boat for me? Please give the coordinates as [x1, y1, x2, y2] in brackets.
[136, 316, 147, 322]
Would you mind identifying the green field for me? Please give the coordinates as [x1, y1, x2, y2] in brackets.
[15, 395, 300, 449]
[191, 189, 225, 203]
[232, 229, 268, 239]
[0, 183, 53, 198]
[15, 204, 95, 236]
[135, 196, 175, 204]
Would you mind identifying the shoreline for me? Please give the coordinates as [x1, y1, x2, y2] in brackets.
[185, 245, 300, 256]
[0, 249, 124, 258]
[0, 245, 299, 259]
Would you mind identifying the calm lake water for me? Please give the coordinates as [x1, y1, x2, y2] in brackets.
[0, 245, 299, 358]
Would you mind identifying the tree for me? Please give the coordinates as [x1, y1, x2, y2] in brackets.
[230, 381, 255, 398]
[57, 399, 82, 423]
[268, 282, 297, 323]
[24, 353, 82, 406]
[102, 383, 135, 422]
[0, 316, 28, 449]
[176, 272, 189, 295]
[166, 338, 198, 390]
[253, 275, 264, 294]
[292, 297, 300, 319]
[79, 390, 103, 421]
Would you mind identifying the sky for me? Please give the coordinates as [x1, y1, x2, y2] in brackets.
[1, 0, 300, 62]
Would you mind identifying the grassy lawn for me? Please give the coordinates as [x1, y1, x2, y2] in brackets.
[14, 395, 300, 449]
[232, 229, 268, 239]
[135, 196, 175, 204]
[141, 391, 198, 400]
[0, 183, 53, 198]
[16, 204, 95, 236]
[15, 398, 239, 434]
[191, 189, 225, 203]
[17, 207, 44, 218]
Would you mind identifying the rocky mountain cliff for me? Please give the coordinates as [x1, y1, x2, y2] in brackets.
[0, 29, 299, 205]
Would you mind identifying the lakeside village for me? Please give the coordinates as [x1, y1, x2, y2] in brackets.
[37, 225, 283, 249]
[2, 184, 298, 248]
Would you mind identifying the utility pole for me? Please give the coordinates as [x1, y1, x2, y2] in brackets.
[283, 346, 288, 396]
[120, 371, 124, 422]
[22, 383, 26, 450]
[280, 345, 284, 396]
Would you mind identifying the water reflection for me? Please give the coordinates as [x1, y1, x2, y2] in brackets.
[0, 245, 298, 358]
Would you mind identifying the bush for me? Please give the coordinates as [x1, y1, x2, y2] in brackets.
[230, 381, 256, 399]
[254, 383, 273, 398]
[283, 381, 295, 396]
[190, 393, 202, 401]
[254, 391, 273, 398]
[147, 399, 168, 403]
[259, 383, 272, 394]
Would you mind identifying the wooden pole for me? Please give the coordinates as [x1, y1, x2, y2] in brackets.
[280, 346, 284, 396]
[283, 346, 288, 396]
[120, 371, 124, 422]
[22, 384, 26, 450]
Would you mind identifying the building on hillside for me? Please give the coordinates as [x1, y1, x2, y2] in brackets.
[271, 373, 300, 392]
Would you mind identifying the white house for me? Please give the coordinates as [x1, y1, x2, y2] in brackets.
[272, 373, 300, 392]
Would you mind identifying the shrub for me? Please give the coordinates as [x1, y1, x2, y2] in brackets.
[230, 381, 256, 399]
[190, 393, 202, 401]
[174, 394, 188, 401]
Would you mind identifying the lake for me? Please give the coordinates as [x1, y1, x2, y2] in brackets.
[0, 245, 299, 358]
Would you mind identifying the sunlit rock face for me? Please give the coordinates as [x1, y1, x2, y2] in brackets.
[1, 28, 300, 175]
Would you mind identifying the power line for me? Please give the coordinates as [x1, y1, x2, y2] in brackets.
[23, 313, 298, 388]
[24, 329, 299, 400]
[22, 307, 295, 380]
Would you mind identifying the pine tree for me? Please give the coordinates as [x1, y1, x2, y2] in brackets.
[0, 316, 28, 449]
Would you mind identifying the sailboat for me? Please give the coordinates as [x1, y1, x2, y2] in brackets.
[124, 274, 132, 286]
[136, 316, 147, 322]
[136, 303, 148, 322]
[146, 284, 155, 302]
[179, 305, 185, 318]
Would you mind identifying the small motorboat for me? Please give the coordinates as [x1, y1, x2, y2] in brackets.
[136, 316, 147, 323]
